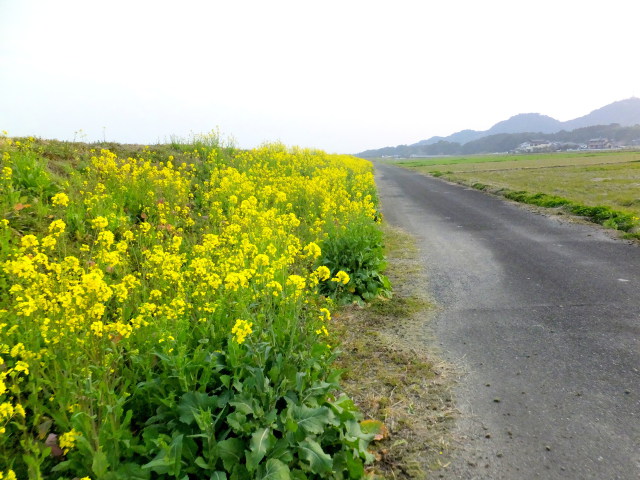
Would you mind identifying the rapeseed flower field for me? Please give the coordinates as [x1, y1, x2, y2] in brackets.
[0, 133, 389, 479]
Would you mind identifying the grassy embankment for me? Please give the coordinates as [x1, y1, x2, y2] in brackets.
[390, 150, 640, 237]
[0, 133, 396, 479]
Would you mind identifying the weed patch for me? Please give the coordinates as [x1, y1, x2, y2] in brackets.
[501, 190, 638, 231]
[336, 225, 456, 479]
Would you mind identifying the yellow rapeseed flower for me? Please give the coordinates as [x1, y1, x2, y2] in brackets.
[231, 319, 253, 344]
[319, 308, 331, 321]
[0, 402, 14, 420]
[51, 192, 70, 207]
[314, 266, 331, 281]
[20, 235, 39, 249]
[48, 219, 66, 236]
[331, 270, 350, 285]
[303, 242, 321, 259]
[59, 428, 81, 454]
[91, 216, 109, 230]
[0, 469, 17, 480]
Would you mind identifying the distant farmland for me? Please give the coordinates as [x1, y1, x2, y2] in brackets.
[390, 150, 640, 231]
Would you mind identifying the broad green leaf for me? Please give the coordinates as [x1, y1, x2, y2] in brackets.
[92, 449, 109, 478]
[292, 405, 333, 434]
[230, 398, 255, 415]
[142, 434, 184, 476]
[114, 462, 150, 479]
[216, 437, 245, 471]
[334, 450, 365, 478]
[290, 471, 308, 480]
[195, 456, 210, 470]
[329, 394, 358, 417]
[257, 458, 290, 480]
[220, 375, 231, 388]
[227, 411, 251, 433]
[298, 439, 332, 474]
[178, 392, 218, 425]
[230, 464, 250, 480]
[285, 416, 298, 433]
[210, 472, 227, 480]
[269, 438, 294, 463]
[246, 428, 276, 471]
[360, 419, 384, 436]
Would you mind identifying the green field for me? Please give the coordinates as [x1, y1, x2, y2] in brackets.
[390, 150, 640, 232]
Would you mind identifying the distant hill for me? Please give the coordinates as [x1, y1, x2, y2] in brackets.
[563, 98, 640, 130]
[359, 97, 640, 157]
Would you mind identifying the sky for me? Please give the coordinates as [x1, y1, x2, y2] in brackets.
[1, 0, 639, 153]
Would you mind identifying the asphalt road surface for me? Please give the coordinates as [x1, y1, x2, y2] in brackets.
[374, 163, 640, 479]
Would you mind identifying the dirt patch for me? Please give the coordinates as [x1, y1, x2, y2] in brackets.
[334, 224, 457, 478]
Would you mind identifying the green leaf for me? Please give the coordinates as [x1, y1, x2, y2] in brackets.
[334, 450, 365, 478]
[230, 397, 255, 415]
[290, 471, 308, 480]
[292, 405, 333, 434]
[298, 439, 332, 474]
[92, 449, 109, 478]
[178, 392, 218, 425]
[257, 458, 290, 480]
[246, 428, 276, 471]
[115, 462, 150, 480]
[285, 416, 298, 433]
[227, 411, 251, 433]
[216, 437, 245, 471]
[210, 472, 228, 480]
[360, 419, 384, 436]
[142, 434, 184, 476]
[269, 438, 294, 463]
[195, 456, 211, 470]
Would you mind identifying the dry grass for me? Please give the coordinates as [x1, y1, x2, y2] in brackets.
[446, 162, 640, 217]
[394, 151, 640, 226]
[334, 225, 457, 479]
[402, 150, 640, 173]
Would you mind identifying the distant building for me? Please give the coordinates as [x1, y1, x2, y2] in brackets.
[588, 138, 612, 149]
[514, 139, 553, 153]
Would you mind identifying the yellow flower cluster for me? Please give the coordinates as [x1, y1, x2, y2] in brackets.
[51, 192, 69, 207]
[59, 428, 81, 454]
[0, 140, 379, 469]
[0, 470, 17, 480]
[331, 270, 351, 285]
[231, 319, 253, 344]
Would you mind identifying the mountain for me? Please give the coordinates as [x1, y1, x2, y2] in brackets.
[485, 113, 562, 135]
[416, 129, 484, 146]
[357, 124, 640, 158]
[359, 97, 640, 157]
[562, 98, 640, 131]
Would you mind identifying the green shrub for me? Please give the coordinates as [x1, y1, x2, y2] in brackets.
[54, 340, 374, 479]
[8, 149, 58, 200]
[318, 218, 391, 304]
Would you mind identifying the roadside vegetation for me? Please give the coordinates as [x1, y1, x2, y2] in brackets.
[394, 151, 640, 238]
[336, 225, 455, 479]
[0, 133, 392, 479]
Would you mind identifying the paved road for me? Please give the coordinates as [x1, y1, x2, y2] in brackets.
[374, 163, 640, 479]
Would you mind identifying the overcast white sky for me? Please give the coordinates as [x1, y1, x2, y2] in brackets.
[1, 0, 638, 153]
